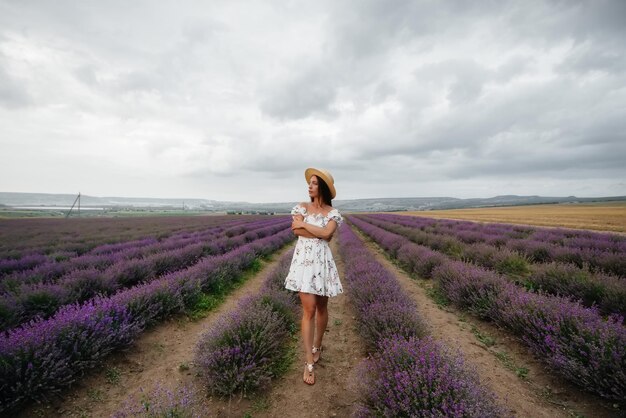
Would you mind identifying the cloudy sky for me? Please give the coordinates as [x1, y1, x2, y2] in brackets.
[1, 0, 625, 203]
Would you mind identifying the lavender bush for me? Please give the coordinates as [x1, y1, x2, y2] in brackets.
[0, 297, 139, 411]
[356, 214, 626, 316]
[495, 284, 626, 401]
[396, 242, 447, 279]
[0, 215, 253, 262]
[433, 261, 504, 319]
[195, 249, 298, 397]
[0, 216, 284, 290]
[362, 213, 625, 277]
[0, 216, 259, 284]
[0, 218, 290, 330]
[0, 254, 50, 277]
[340, 224, 426, 347]
[529, 262, 626, 317]
[0, 225, 294, 413]
[339, 223, 506, 416]
[351, 215, 626, 402]
[196, 299, 291, 396]
[354, 336, 506, 418]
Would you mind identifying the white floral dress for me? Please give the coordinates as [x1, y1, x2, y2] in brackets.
[284, 203, 344, 297]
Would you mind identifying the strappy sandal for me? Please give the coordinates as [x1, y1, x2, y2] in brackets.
[304, 362, 315, 385]
[312, 345, 323, 364]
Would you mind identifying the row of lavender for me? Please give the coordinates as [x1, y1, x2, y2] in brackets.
[385, 214, 624, 253]
[364, 214, 625, 277]
[194, 248, 299, 397]
[113, 248, 299, 417]
[360, 214, 626, 317]
[0, 217, 253, 278]
[0, 218, 291, 331]
[338, 223, 506, 417]
[349, 216, 626, 402]
[0, 215, 255, 260]
[1, 217, 283, 289]
[0, 224, 295, 413]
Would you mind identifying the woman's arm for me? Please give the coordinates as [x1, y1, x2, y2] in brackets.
[293, 228, 331, 240]
[292, 219, 337, 240]
[291, 215, 332, 241]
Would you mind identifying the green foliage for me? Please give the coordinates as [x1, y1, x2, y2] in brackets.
[105, 366, 121, 385]
[427, 285, 450, 307]
[87, 388, 104, 402]
[442, 239, 465, 259]
[259, 295, 297, 333]
[186, 257, 264, 320]
[188, 293, 223, 320]
[253, 257, 263, 269]
[495, 253, 530, 276]
[470, 325, 495, 347]
[22, 291, 62, 319]
[271, 337, 298, 378]
[494, 351, 528, 380]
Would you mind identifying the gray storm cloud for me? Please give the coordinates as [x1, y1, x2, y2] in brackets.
[0, 0, 624, 202]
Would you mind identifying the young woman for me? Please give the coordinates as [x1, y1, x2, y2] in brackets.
[284, 167, 344, 385]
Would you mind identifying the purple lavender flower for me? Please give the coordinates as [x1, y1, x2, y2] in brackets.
[355, 336, 507, 418]
[338, 223, 505, 416]
[349, 215, 626, 402]
[194, 249, 297, 397]
[0, 220, 295, 413]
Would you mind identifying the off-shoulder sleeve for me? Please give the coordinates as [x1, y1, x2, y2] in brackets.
[327, 208, 343, 226]
[291, 203, 307, 216]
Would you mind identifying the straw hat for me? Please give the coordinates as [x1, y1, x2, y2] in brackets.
[304, 167, 336, 199]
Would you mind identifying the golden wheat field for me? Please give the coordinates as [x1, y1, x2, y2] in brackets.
[390, 202, 626, 233]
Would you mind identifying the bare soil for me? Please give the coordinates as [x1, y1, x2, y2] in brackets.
[352, 226, 621, 418]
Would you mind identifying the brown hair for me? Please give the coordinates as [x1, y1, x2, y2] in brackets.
[310, 175, 333, 206]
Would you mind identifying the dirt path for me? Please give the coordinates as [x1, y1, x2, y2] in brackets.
[251, 237, 368, 418]
[351, 226, 618, 418]
[17, 244, 297, 418]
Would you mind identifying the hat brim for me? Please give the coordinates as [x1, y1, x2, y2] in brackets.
[304, 168, 336, 199]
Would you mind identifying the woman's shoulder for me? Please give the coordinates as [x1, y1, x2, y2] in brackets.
[325, 206, 343, 226]
[325, 206, 341, 218]
[291, 202, 308, 216]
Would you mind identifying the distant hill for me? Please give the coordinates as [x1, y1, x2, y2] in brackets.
[331, 195, 626, 212]
[0, 192, 220, 208]
[1, 192, 624, 214]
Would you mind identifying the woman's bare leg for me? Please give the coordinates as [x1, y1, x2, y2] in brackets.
[313, 295, 329, 362]
[299, 292, 316, 384]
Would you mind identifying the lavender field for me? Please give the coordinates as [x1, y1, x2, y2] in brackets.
[348, 214, 626, 404]
[0, 214, 295, 413]
[1, 212, 624, 416]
